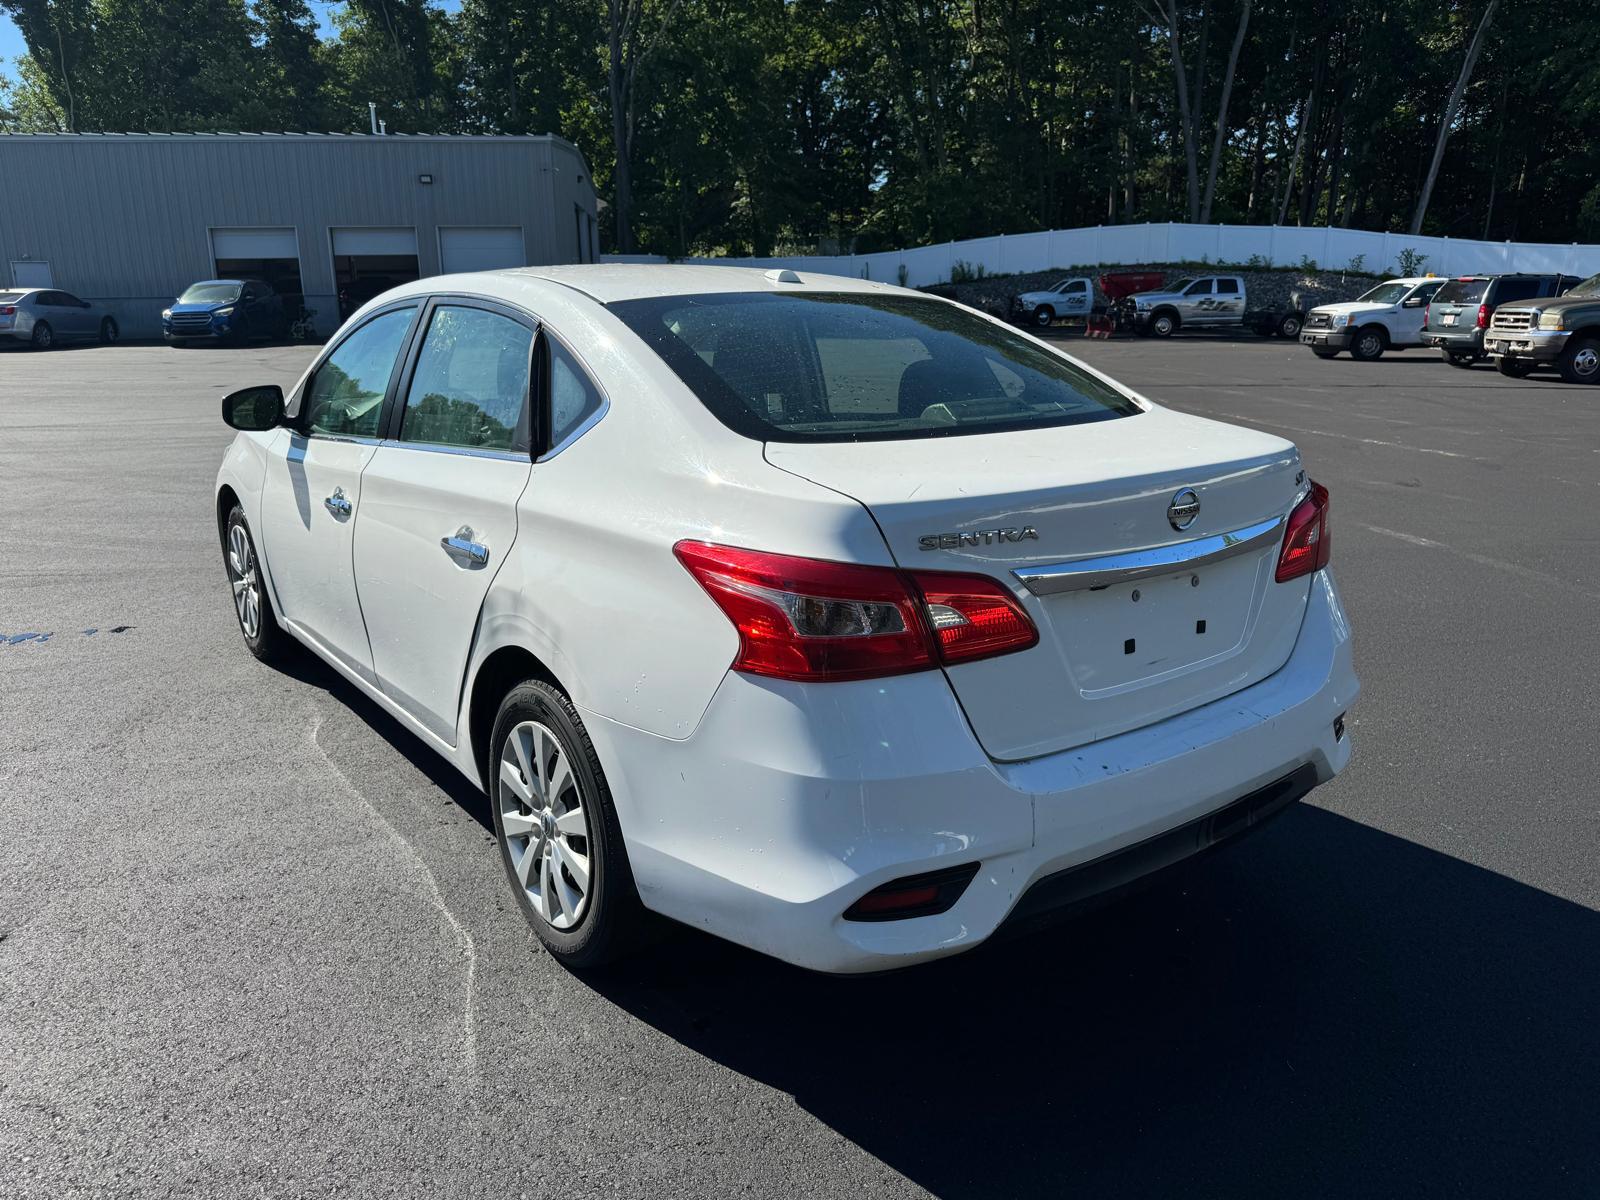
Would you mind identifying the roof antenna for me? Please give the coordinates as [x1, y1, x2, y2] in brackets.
[368, 102, 378, 135]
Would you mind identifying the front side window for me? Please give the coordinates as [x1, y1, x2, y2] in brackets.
[1409, 281, 1445, 304]
[399, 305, 533, 451]
[610, 292, 1140, 443]
[303, 307, 415, 437]
[1064, 280, 1088, 294]
[1185, 279, 1214, 296]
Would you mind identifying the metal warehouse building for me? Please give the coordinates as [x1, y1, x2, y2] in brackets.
[0, 132, 599, 339]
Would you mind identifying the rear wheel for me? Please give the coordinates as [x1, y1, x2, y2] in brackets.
[1149, 309, 1179, 338]
[30, 321, 53, 350]
[1277, 313, 1303, 339]
[224, 506, 288, 663]
[1033, 306, 1055, 328]
[1311, 347, 1340, 360]
[490, 681, 646, 968]
[99, 317, 119, 344]
[1558, 337, 1600, 384]
[1350, 326, 1386, 361]
[1442, 350, 1476, 368]
[1496, 357, 1534, 379]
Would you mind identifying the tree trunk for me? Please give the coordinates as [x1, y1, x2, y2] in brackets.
[1275, 92, 1310, 226]
[1200, 0, 1250, 223]
[607, 9, 633, 254]
[1155, 0, 1202, 221]
[1410, 0, 1500, 235]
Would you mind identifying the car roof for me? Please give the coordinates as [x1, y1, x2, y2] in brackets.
[502, 264, 900, 305]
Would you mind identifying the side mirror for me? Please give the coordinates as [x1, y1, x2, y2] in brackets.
[222, 385, 284, 431]
[1402, 297, 1424, 308]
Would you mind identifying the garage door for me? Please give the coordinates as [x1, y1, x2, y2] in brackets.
[439, 227, 526, 274]
[331, 227, 419, 257]
[212, 227, 298, 259]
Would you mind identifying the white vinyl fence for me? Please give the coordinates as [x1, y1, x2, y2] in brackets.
[607, 223, 1600, 287]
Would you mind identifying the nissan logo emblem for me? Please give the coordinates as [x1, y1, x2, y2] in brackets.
[1168, 488, 1201, 531]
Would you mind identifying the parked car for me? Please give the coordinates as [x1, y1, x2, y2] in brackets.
[163, 279, 287, 344]
[1423, 274, 1579, 367]
[1011, 277, 1095, 327]
[0, 288, 119, 349]
[1484, 271, 1600, 383]
[1299, 276, 1447, 361]
[1119, 274, 1248, 337]
[214, 266, 1356, 974]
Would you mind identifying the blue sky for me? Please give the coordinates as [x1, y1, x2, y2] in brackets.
[0, 3, 414, 75]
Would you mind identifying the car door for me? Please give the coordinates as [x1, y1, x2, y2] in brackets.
[1059, 279, 1091, 316]
[257, 302, 420, 683]
[352, 298, 537, 743]
[1179, 278, 1214, 324]
[1397, 280, 1445, 342]
[1213, 277, 1243, 323]
[50, 291, 92, 337]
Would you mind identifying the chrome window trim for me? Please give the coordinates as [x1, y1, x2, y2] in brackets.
[1013, 515, 1285, 596]
[536, 397, 610, 462]
[375, 438, 529, 463]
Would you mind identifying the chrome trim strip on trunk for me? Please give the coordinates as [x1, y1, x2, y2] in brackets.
[1012, 515, 1285, 596]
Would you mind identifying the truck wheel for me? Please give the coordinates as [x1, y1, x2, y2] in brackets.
[1496, 358, 1533, 379]
[1442, 350, 1476, 368]
[1034, 307, 1055, 328]
[1149, 309, 1179, 338]
[1277, 313, 1303, 339]
[1350, 327, 1386, 362]
[1311, 347, 1340, 360]
[1558, 337, 1600, 384]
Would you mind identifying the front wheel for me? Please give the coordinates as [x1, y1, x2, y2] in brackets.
[1350, 327, 1386, 361]
[1033, 306, 1055, 328]
[99, 317, 119, 344]
[1277, 313, 1303, 339]
[1149, 310, 1178, 338]
[1558, 337, 1600, 385]
[491, 681, 647, 969]
[1496, 357, 1534, 379]
[30, 321, 53, 350]
[224, 506, 289, 663]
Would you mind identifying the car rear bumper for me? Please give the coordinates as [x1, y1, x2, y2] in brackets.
[1424, 328, 1484, 353]
[1300, 329, 1351, 349]
[584, 569, 1358, 973]
[1484, 329, 1569, 362]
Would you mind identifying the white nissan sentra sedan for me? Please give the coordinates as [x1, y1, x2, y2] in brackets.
[214, 265, 1356, 973]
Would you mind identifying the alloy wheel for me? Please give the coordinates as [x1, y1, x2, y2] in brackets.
[226, 523, 262, 639]
[499, 721, 592, 930]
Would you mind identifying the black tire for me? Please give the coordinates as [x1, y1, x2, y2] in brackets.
[490, 680, 646, 969]
[1033, 306, 1055, 328]
[1311, 347, 1340, 359]
[1349, 326, 1386, 361]
[1277, 313, 1303, 339]
[99, 317, 119, 344]
[1496, 357, 1534, 379]
[223, 505, 289, 664]
[30, 321, 53, 350]
[1149, 309, 1179, 338]
[1557, 337, 1600, 385]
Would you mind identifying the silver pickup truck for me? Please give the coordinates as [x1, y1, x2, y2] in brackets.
[1120, 274, 1248, 338]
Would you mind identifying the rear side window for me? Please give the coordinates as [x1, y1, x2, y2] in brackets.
[1435, 280, 1488, 305]
[1494, 278, 1543, 304]
[304, 307, 416, 437]
[399, 305, 533, 451]
[1216, 279, 1240, 295]
[611, 292, 1140, 443]
[546, 338, 604, 451]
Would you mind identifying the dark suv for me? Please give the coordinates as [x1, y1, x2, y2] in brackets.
[1424, 274, 1579, 367]
[162, 279, 287, 345]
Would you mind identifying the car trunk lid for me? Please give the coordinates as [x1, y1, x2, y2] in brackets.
[766, 406, 1313, 761]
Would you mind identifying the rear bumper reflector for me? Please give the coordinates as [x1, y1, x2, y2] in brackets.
[843, 862, 982, 922]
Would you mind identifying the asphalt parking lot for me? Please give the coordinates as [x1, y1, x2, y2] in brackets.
[4, 333, 1598, 1198]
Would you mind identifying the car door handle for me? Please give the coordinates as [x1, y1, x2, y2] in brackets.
[324, 487, 353, 518]
[441, 527, 490, 566]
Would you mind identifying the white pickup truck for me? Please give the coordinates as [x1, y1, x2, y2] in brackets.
[1299, 277, 1447, 361]
[1010, 277, 1094, 327]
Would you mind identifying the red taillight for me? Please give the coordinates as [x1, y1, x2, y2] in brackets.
[1275, 481, 1332, 583]
[0, 306, 14, 316]
[1476, 304, 1489, 329]
[673, 541, 1038, 682]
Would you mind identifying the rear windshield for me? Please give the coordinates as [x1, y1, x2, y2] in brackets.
[0, 292, 24, 304]
[1434, 279, 1488, 305]
[610, 292, 1141, 442]
[179, 282, 241, 304]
